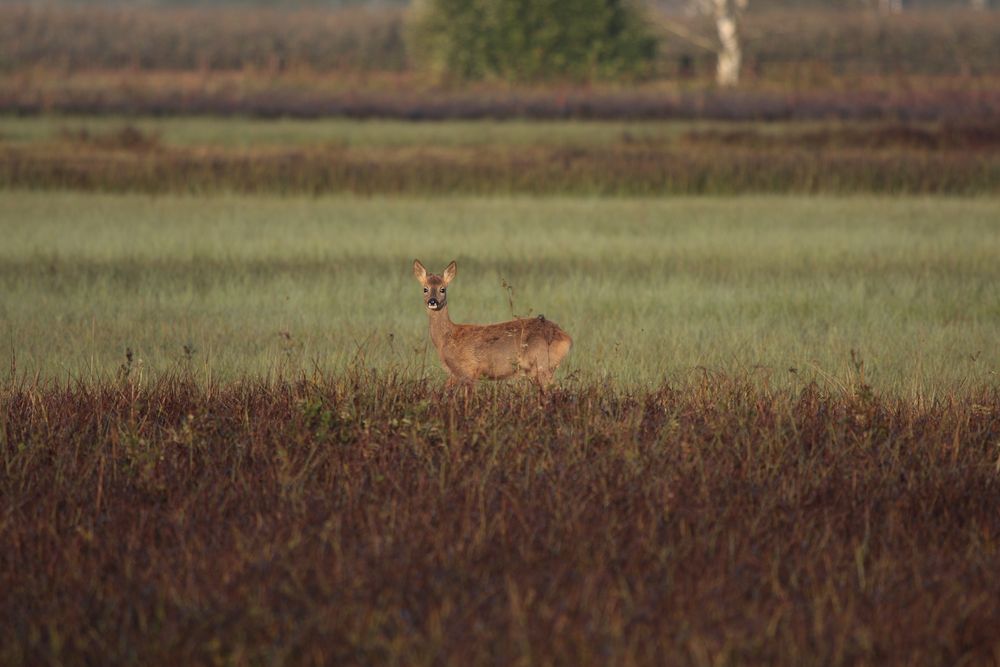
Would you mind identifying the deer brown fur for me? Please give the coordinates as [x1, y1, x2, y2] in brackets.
[413, 260, 572, 389]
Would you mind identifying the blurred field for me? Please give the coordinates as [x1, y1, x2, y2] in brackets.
[2, 6, 998, 80]
[2, 191, 998, 395]
[0, 5, 411, 73]
[3, 7, 1000, 121]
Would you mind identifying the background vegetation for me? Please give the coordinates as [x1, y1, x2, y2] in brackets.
[1, 0, 993, 11]
[2, 6, 999, 127]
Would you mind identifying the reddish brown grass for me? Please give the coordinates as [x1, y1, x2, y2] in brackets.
[3, 135, 998, 195]
[2, 373, 999, 664]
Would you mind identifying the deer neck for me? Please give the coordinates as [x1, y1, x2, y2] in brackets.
[427, 305, 456, 351]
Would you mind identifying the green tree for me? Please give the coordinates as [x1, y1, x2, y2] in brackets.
[410, 0, 658, 81]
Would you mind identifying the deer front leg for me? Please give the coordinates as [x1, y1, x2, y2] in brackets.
[443, 357, 476, 389]
[444, 374, 475, 411]
[444, 373, 476, 391]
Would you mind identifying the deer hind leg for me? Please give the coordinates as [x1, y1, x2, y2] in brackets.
[524, 350, 555, 395]
[533, 369, 554, 394]
[525, 354, 553, 387]
[527, 337, 562, 386]
[523, 366, 554, 407]
[538, 337, 571, 386]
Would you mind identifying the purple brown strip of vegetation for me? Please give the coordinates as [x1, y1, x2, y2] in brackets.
[4, 85, 1000, 122]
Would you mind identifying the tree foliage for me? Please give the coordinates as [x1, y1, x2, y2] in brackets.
[410, 0, 658, 81]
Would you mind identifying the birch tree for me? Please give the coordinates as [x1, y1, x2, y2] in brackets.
[695, 0, 747, 87]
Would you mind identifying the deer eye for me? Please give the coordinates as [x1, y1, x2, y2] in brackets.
[423, 288, 428, 293]
[440, 288, 446, 293]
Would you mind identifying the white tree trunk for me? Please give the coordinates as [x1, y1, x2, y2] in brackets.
[710, 0, 745, 86]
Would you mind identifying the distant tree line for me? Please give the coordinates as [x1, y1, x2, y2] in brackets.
[410, 0, 658, 81]
[0, 0, 988, 7]
[1, 0, 993, 85]
[0, 0, 411, 6]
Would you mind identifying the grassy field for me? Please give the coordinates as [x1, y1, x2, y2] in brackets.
[2, 191, 998, 396]
[6, 114, 1000, 148]
[0, 115, 772, 148]
[3, 4, 1000, 663]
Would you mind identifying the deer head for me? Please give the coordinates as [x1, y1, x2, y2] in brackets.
[413, 259, 457, 312]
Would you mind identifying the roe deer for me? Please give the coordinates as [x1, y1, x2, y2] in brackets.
[413, 260, 572, 389]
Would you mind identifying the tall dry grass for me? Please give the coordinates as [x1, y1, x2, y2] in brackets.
[2, 372, 999, 664]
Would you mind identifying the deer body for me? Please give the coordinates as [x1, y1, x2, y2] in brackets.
[414, 260, 572, 388]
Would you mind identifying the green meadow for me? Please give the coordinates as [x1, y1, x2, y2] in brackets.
[2, 191, 997, 395]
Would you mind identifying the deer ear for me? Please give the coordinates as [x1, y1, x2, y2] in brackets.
[413, 259, 428, 283]
[442, 261, 457, 284]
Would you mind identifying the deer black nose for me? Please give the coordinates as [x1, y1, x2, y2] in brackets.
[428, 298, 438, 307]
